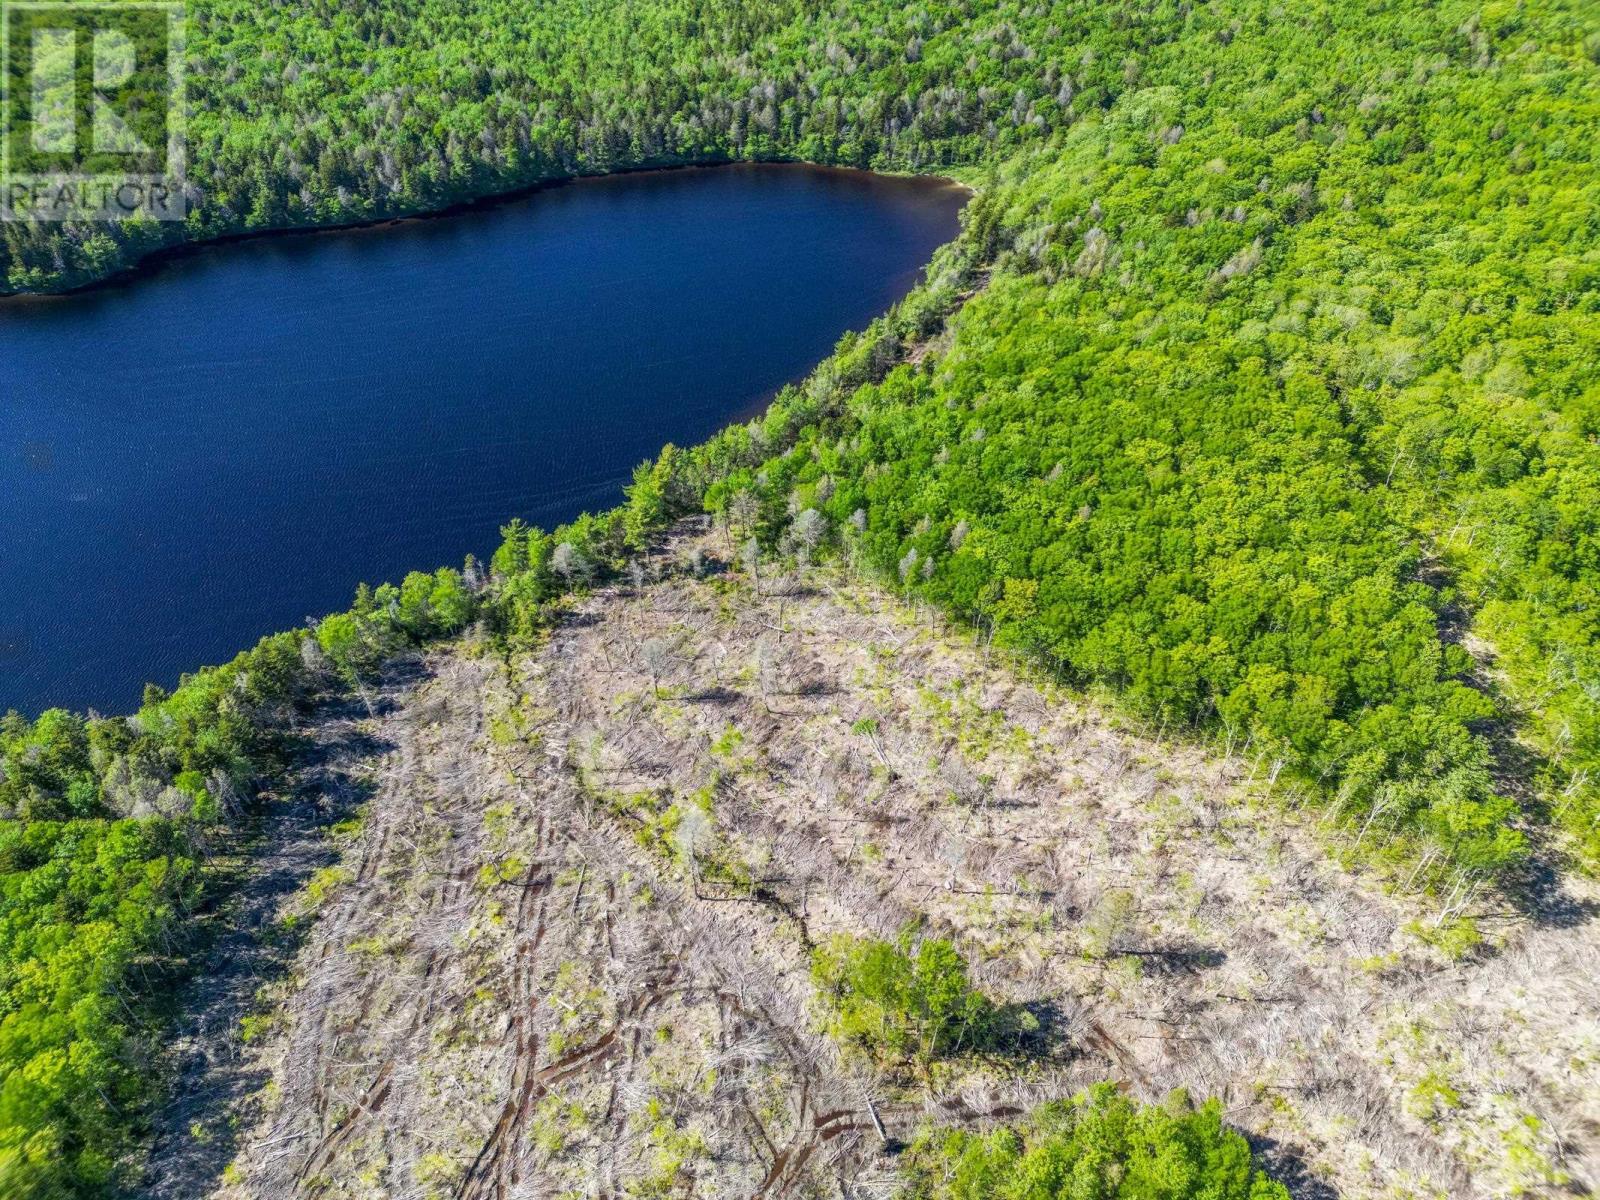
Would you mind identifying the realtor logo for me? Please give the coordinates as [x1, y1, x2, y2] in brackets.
[1, 1, 186, 221]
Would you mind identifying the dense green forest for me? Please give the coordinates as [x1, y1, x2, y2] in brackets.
[3, 0, 1599, 1194]
[0, 577, 472, 1194]
[3, 0, 1080, 290]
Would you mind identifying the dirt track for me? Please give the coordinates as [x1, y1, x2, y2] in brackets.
[194, 523, 1598, 1199]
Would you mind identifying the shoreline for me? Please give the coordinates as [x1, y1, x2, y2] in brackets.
[0, 159, 974, 305]
[1, 159, 974, 718]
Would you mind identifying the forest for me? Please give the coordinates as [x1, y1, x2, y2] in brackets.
[2, 0, 1599, 1195]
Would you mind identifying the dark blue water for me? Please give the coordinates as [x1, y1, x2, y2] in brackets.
[0, 165, 965, 716]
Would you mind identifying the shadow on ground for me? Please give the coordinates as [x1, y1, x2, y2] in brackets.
[136, 660, 421, 1199]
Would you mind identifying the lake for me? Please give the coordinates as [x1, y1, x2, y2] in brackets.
[0, 164, 965, 717]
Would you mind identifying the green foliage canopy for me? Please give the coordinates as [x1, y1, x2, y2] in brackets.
[811, 931, 994, 1068]
[904, 1084, 1290, 1200]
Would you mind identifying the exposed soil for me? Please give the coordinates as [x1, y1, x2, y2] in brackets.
[141, 675, 410, 1198]
[173, 522, 1599, 1200]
